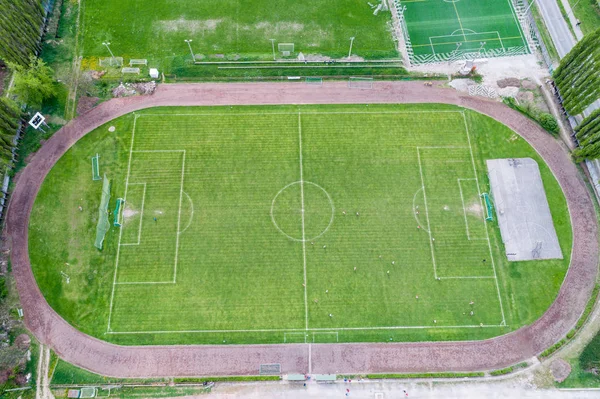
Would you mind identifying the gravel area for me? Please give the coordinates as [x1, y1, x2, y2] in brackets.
[5, 81, 597, 377]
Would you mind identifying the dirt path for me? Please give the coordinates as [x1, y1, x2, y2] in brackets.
[5, 81, 598, 377]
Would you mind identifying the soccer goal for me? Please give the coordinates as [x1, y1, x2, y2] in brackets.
[348, 77, 374, 89]
[113, 198, 125, 227]
[91, 154, 101, 181]
[481, 193, 494, 221]
[278, 43, 295, 56]
[99, 57, 123, 67]
[305, 77, 323, 85]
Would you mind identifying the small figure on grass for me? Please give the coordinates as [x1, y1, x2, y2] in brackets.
[154, 217, 157, 222]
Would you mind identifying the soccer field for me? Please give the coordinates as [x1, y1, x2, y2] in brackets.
[397, 0, 529, 64]
[29, 104, 571, 345]
[81, 0, 397, 70]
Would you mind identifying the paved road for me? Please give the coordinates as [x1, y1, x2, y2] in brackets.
[535, 0, 577, 58]
[6, 81, 598, 378]
[206, 379, 600, 399]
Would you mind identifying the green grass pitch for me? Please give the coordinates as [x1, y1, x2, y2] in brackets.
[81, 0, 397, 70]
[29, 104, 571, 345]
[399, 0, 528, 63]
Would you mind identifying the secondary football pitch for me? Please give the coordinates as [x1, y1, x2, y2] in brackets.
[397, 0, 529, 64]
[29, 104, 571, 345]
[81, 0, 396, 69]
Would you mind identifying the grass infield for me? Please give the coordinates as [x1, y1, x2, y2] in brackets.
[29, 104, 571, 345]
[399, 0, 528, 63]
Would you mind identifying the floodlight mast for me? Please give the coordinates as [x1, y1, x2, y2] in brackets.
[184, 39, 195, 61]
[102, 42, 115, 63]
[348, 37, 355, 58]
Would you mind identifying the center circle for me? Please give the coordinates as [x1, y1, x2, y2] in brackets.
[271, 181, 334, 242]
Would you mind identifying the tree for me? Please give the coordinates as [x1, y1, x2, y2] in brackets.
[0, 0, 45, 66]
[0, 97, 22, 168]
[553, 28, 600, 115]
[572, 108, 600, 161]
[8, 56, 56, 109]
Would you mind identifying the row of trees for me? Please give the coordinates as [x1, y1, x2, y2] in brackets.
[0, 98, 22, 169]
[553, 28, 600, 115]
[573, 109, 600, 161]
[0, 0, 46, 67]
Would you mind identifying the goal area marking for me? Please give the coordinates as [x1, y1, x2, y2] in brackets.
[106, 110, 507, 334]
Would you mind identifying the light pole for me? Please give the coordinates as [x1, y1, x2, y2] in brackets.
[184, 39, 195, 61]
[567, 0, 582, 19]
[102, 42, 115, 63]
[270, 39, 276, 60]
[348, 37, 355, 58]
[478, 41, 486, 53]
[523, 0, 536, 15]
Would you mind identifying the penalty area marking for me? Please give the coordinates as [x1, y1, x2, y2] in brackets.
[178, 191, 194, 234]
[120, 183, 146, 246]
[284, 332, 308, 343]
[312, 331, 339, 343]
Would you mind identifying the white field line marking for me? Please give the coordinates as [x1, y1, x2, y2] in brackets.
[412, 187, 430, 233]
[173, 151, 186, 283]
[312, 331, 339, 343]
[452, 1, 468, 41]
[270, 181, 335, 242]
[106, 324, 508, 335]
[440, 276, 495, 280]
[416, 148, 438, 279]
[506, 0, 528, 49]
[107, 113, 138, 332]
[120, 183, 146, 246]
[458, 179, 472, 240]
[115, 281, 175, 285]
[298, 112, 309, 331]
[284, 332, 308, 343]
[462, 112, 506, 325]
[135, 110, 466, 118]
[179, 191, 195, 234]
[429, 30, 504, 40]
[131, 150, 186, 153]
[497, 31, 506, 51]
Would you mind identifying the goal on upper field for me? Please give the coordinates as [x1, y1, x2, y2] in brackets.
[278, 43, 294, 56]
[99, 57, 123, 67]
[348, 77, 374, 89]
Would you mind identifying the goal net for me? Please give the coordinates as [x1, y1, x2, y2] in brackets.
[113, 198, 125, 227]
[91, 154, 101, 181]
[305, 77, 323, 85]
[348, 77, 374, 89]
[99, 57, 123, 67]
[278, 43, 294, 56]
[94, 175, 111, 250]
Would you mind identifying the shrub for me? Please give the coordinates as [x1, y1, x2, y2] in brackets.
[539, 113, 559, 134]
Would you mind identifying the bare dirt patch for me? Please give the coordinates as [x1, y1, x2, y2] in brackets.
[550, 358, 571, 382]
[76, 96, 99, 115]
[157, 19, 222, 34]
[466, 201, 483, 218]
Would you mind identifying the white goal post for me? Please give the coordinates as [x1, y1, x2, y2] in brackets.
[348, 77, 374, 89]
[278, 43, 295, 56]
